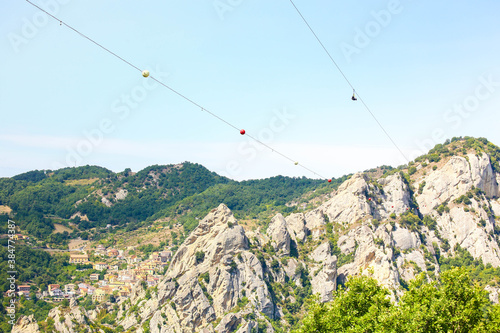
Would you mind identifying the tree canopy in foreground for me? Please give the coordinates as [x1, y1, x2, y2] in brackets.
[295, 268, 500, 333]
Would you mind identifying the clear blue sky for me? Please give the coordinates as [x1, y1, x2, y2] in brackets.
[1, 0, 500, 180]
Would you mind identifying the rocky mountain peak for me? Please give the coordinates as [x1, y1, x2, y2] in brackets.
[167, 203, 248, 281]
[267, 213, 291, 255]
[417, 153, 499, 215]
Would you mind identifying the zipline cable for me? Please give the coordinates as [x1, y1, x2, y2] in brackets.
[25, 0, 331, 180]
[288, 0, 410, 163]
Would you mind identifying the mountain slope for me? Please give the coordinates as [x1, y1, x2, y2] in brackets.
[9, 137, 500, 332]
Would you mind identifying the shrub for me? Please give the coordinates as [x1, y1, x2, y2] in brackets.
[195, 251, 205, 264]
[374, 238, 384, 247]
[418, 181, 426, 194]
[270, 259, 280, 271]
[229, 260, 238, 274]
[423, 216, 437, 230]
[400, 212, 422, 231]
[437, 204, 449, 215]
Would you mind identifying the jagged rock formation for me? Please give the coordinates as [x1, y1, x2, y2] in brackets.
[284, 213, 308, 242]
[415, 153, 500, 266]
[309, 242, 337, 302]
[12, 315, 39, 333]
[267, 214, 291, 255]
[119, 204, 281, 332]
[417, 154, 499, 214]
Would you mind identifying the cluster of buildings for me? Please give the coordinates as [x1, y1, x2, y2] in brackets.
[11, 245, 173, 303]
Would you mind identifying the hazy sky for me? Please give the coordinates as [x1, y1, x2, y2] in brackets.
[1, 0, 500, 180]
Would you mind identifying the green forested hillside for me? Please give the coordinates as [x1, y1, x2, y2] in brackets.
[0, 163, 344, 245]
[152, 175, 349, 233]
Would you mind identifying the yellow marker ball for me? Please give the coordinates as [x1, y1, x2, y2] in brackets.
[142, 70, 150, 78]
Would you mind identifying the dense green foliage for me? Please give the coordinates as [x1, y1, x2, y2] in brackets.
[0, 245, 71, 294]
[296, 268, 500, 333]
[415, 136, 500, 173]
[0, 245, 74, 331]
[439, 244, 500, 287]
[0, 163, 228, 237]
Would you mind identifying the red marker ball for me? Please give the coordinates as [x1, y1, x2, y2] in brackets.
[328, 179, 332, 183]
[368, 198, 371, 201]
[240, 129, 245, 135]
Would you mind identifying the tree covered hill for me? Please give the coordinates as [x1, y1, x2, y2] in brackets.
[0, 163, 343, 244]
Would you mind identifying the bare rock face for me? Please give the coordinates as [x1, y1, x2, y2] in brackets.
[417, 156, 471, 214]
[310, 242, 332, 263]
[417, 154, 500, 215]
[397, 250, 427, 282]
[411, 153, 500, 267]
[167, 204, 248, 280]
[337, 225, 400, 291]
[435, 207, 500, 267]
[392, 226, 421, 251]
[377, 173, 412, 218]
[468, 153, 499, 198]
[267, 214, 291, 255]
[322, 173, 372, 225]
[303, 173, 411, 240]
[63, 305, 93, 332]
[304, 208, 328, 239]
[235, 321, 256, 333]
[485, 285, 499, 304]
[115, 188, 128, 200]
[285, 213, 308, 242]
[171, 279, 215, 330]
[13, 302, 94, 333]
[101, 196, 112, 207]
[12, 315, 39, 333]
[309, 242, 338, 302]
[283, 258, 300, 281]
[215, 313, 241, 333]
[338, 234, 356, 255]
[491, 200, 500, 216]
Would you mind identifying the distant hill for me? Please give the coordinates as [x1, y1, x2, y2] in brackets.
[0, 162, 344, 246]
